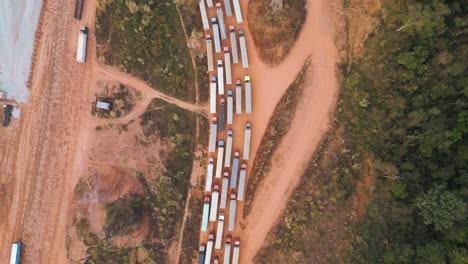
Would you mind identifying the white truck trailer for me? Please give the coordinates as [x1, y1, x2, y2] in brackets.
[206, 35, 214, 71]
[212, 18, 222, 53]
[225, 129, 233, 167]
[243, 122, 252, 160]
[209, 117, 217, 152]
[209, 184, 220, 221]
[217, 60, 224, 95]
[224, 0, 232, 17]
[239, 30, 249, 68]
[232, 0, 243, 24]
[235, 80, 242, 114]
[199, 0, 210, 30]
[206, 0, 214, 8]
[215, 140, 225, 178]
[206, 157, 214, 192]
[204, 233, 215, 264]
[216, 3, 227, 40]
[232, 238, 240, 264]
[230, 151, 240, 188]
[224, 47, 232, 84]
[228, 193, 237, 231]
[219, 98, 226, 132]
[220, 172, 229, 209]
[223, 236, 232, 264]
[201, 196, 210, 232]
[10, 241, 21, 264]
[76, 26, 88, 63]
[237, 162, 247, 200]
[227, 90, 234, 124]
[215, 213, 225, 249]
[229, 26, 239, 64]
[210, 76, 217, 113]
[245, 76, 252, 113]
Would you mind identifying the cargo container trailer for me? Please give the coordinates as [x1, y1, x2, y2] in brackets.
[237, 162, 247, 200]
[215, 140, 225, 178]
[228, 193, 237, 231]
[239, 30, 249, 68]
[206, 0, 214, 8]
[214, 256, 220, 264]
[224, 129, 233, 166]
[76, 26, 88, 63]
[224, 47, 232, 84]
[198, 244, 206, 264]
[211, 18, 222, 53]
[230, 152, 240, 188]
[243, 122, 252, 160]
[204, 233, 215, 264]
[232, 238, 240, 264]
[224, 0, 232, 16]
[229, 26, 239, 64]
[209, 117, 218, 152]
[223, 236, 232, 264]
[216, 3, 227, 40]
[201, 196, 210, 231]
[220, 172, 229, 209]
[199, 0, 210, 30]
[217, 60, 224, 95]
[209, 184, 220, 221]
[219, 98, 226, 132]
[206, 35, 214, 71]
[210, 76, 217, 113]
[227, 90, 234, 124]
[235, 80, 242, 114]
[214, 213, 225, 249]
[205, 157, 214, 192]
[10, 241, 21, 264]
[232, 0, 243, 24]
[74, 0, 84, 19]
[245, 76, 252, 113]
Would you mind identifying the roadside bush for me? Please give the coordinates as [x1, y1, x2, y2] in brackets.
[104, 194, 144, 236]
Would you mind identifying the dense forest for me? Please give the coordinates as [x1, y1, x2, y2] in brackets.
[343, 0, 468, 263]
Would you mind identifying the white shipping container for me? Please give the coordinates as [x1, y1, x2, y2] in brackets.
[212, 18, 222, 53]
[224, 47, 232, 85]
[235, 80, 242, 114]
[220, 173, 229, 209]
[206, 35, 214, 71]
[76, 26, 88, 63]
[209, 187, 220, 221]
[232, 239, 240, 264]
[216, 140, 225, 178]
[217, 60, 225, 95]
[230, 152, 240, 188]
[232, 0, 243, 24]
[239, 30, 249, 68]
[243, 122, 251, 160]
[205, 157, 214, 192]
[237, 163, 247, 200]
[199, 0, 210, 30]
[245, 76, 252, 113]
[228, 194, 237, 231]
[216, 3, 227, 40]
[224, 237, 232, 264]
[210, 77, 217, 113]
[206, 0, 213, 8]
[227, 90, 234, 125]
[224, 129, 233, 167]
[209, 117, 217, 152]
[224, 0, 232, 17]
[229, 26, 239, 64]
[204, 233, 214, 264]
[215, 213, 225, 249]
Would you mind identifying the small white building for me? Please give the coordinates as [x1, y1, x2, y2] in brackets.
[96, 101, 111, 111]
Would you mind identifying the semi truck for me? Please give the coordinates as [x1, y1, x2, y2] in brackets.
[232, 0, 243, 24]
[219, 98, 226, 132]
[209, 117, 217, 152]
[217, 60, 224, 95]
[216, 3, 227, 40]
[227, 90, 234, 124]
[206, 35, 214, 71]
[224, 0, 232, 17]
[229, 26, 239, 64]
[237, 162, 247, 200]
[201, 196, 210, 232]
[245, 76, 252, 113]
[220, 172, 229, 209]
[215, 213, 225, 249]
[205, 157, 214, 192]
[198, 244, 206, 264]
[199, 0, 210, 30]
[225, 129, 233, 167]
[235, 80, 242, 114]
[228, 193, 237, 231]
[224, 47, 232, 85]
[74, 0, 84, 19]
[204, 233, 215, 264]
[243, 122, 252, 160]
[230, 152, 240, 188]
[209, 184, 220, 221]
[210, 76, 217, 113]
[232, 238, 240, 264]
[239, 30, 249, 68]
[215, 140, 225, 178]
[206, 0, 213, 8]
[214, 256, 220, 264]
[10, 241, 21, 264]
[76, 26, 88, 63]
[211, 18, 222, 53]
[223, 235, 232, 264]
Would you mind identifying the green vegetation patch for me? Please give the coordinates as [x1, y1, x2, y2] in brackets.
[96, 0, 195, 102]
[244, 59, 310, 216]
[85, 241, 133, 264]
[179, 195, 203, 264]
[104, 194, 145, 236]
[248, 0, 307, 65]
[76, 217, 99, 246]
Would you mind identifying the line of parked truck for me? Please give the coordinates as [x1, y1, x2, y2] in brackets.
[198, 0, 253, 263]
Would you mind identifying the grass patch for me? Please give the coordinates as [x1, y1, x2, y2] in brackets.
[85, 241, 133, 264]
[104, 194, 145, 236]
[179, 194, 203, 264]
[96, 0, 195, 102]
[248, 0, 307, 65]
[244, 59, 310, 215]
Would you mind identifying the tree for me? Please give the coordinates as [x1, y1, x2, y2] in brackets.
[416, 242, 446, 264]
[415, 185, 466, 231]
